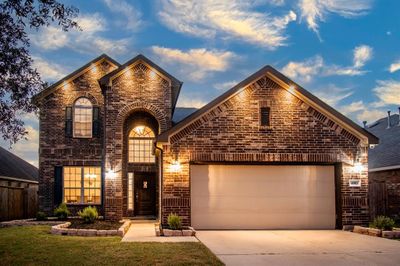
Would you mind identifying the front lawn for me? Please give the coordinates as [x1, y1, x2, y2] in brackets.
[0, 226, 222, 265]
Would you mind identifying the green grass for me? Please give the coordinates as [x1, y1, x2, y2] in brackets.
[0, 226, 223, 266]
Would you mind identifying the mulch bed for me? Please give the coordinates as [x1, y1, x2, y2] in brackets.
[68, 220, 123, 230]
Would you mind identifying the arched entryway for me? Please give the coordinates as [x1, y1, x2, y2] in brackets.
[123, 110, 159, 218]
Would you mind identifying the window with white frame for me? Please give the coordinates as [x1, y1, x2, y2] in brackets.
[63, 166, 101, 204]
[73, 97, 92, 138]
[128, 126, 155, 163]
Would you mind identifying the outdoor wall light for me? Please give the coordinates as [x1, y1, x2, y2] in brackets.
[170, 160, 182, 172]
[106, 169, 117, 179]
[149, 70, 156, 79]
[352, 162, 365, 174]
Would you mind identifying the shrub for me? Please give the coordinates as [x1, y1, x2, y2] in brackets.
[36, 211, 47, 221]
[54, 203, 70, 220]
[167, 213, 182, 230]
[78, 206, 98, 223]
[370, 216, 395, 231]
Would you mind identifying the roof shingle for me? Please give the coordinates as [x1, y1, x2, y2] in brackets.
[0, 147, 38, 182]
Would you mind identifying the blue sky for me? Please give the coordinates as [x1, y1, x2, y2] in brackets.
[1, 0, 400, 166]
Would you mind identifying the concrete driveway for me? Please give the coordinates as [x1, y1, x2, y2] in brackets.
[196, 230, 400, 266]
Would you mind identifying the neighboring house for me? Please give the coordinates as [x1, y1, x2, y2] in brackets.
[367, 111, 400, 219]
[0, 147, 38, 221]
[32, 54, 378, 229]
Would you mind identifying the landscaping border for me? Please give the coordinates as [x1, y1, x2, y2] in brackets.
[156, 224, 196, 237]
[51, 220, 131, 237]
[353, 225, 400, 239]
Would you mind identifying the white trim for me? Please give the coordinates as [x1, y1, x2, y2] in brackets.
[0, 175, 38, 184]
[369, 165, 400, 172]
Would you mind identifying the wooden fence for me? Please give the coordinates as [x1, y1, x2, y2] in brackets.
[0, 178, 38, 221]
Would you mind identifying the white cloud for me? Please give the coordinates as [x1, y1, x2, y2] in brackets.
[158, 0, 297, 49]
[373, 80, 400, 106]
[32, 56, 68, 81]
[30, 13, 131, 56]
[298, 0, 372, 35]
[214, 80, 239, 91]
[30, 26, 68, 50]
[151, 46, 237, 81]
[282, 45, 372, 82]
[339, 100, 364, 115]
[389, 60, 400, 73]
[312, 84, 353, 107]
[176, 96, 207, 108]
[353, 45, 373, 68]
[102, 0, 143, 31]
[357, 109, 384, 124]
[281, 55, 323, 83]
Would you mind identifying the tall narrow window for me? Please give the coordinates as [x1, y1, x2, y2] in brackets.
[260, 107, 271, 127]
[63, 166, 101, 204]
[128, 126, 155, 163]
[128, 173, 133, 210]
[73, 98, 92, 138]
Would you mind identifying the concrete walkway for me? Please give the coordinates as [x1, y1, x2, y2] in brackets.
[197, 230, 400, 266]
[122, 221, 198, 242]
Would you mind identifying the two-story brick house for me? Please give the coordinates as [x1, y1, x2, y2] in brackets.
[33, 54, 378, 229]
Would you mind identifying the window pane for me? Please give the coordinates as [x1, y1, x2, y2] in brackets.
[127, 173, 133, 210]
[128, 127, 155, 163]
[73, 98, 92, 138]
[63, 166, 101, 204]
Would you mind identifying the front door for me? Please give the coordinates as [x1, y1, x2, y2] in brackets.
[134, 173, 156, 216]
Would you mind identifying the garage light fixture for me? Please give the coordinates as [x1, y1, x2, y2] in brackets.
[170, 160, 181, 172]
[106, 169, 117, 179]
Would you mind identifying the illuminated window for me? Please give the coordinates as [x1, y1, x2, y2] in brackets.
[128, 126, 155, 163]
[128, 173, 133, 210]
[73, 98, 92, 138]
[63, 166, 101, 204]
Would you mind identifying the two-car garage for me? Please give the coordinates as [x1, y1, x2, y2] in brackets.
[190, 165, 336, 230]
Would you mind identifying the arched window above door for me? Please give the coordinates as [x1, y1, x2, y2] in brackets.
[128, 126, 155, 163]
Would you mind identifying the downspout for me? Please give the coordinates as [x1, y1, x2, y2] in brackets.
[155, 145, 163, 224]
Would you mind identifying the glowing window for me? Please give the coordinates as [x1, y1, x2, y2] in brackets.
[63, 166, 101, 204]
[73, 98, 92, 138]
[128, 173, 133, 210]
[128, 126, 155, 163]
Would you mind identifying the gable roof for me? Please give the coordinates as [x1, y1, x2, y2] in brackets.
[98, 54, 183, 112]
[367, 114, 400, 170]
[32, 54, 120, 105]
[0, 147, 38, 182]
[158, 65, 378, 144]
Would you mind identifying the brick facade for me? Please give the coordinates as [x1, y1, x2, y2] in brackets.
[37, 60, 117, 215]
[35, 54, 374, 228]
[162, 76, 370, 227]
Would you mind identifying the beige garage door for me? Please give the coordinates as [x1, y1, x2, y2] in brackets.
[191, 165, 336, 229]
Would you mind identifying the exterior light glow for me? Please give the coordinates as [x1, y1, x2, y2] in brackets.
[170, 160, 181, 172]
[91, 65, 98, 73]
[352, 162, 364, 174]
[106, 169, 117, 179]
[149, 70, 156, 79]
[288, 85, 295, 92]
[135, 126, 145, 135]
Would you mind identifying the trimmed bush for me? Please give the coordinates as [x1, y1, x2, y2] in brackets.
[167, 213, 182, 230]
[54, 203, 70, 220]
[370, 216, 395, 231]
[78, 206, 98, 223]
[36, 211, 47, 221]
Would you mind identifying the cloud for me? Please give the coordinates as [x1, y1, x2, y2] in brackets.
[353, 45, 373, 68]
[176, 96, 207, 108]
[298, 0, 372, 35]
[151, 46, 237, 81]
[158, 0, 297, 49]
[32, 56, 68, 82]
[339, 100, 364, 115]
[102, 0, 143, 31]
[389, 60, 400, 73]
[357, 109, 385, 124]
[282, 45, 372, 83]
[312, 84, 353, 106]
[281, 55, 324, 83]
[30, 26, 68, 50]
[214, 80, 239, 91]
[30, 13, 131, 56]
[372, 80, 400, 106]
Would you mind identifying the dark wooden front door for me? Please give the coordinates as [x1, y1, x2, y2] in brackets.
[134, 173, 156, 216]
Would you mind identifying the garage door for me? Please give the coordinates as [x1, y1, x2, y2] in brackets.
[191, 165, 336, 229]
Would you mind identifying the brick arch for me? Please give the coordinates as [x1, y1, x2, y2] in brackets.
[65, 92, 99, 106]
[116, 101, 168, 133]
